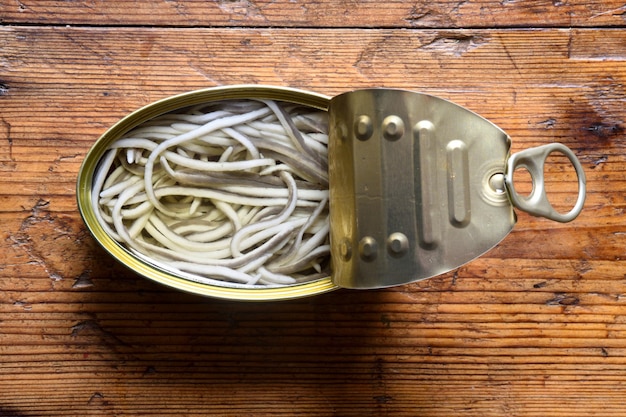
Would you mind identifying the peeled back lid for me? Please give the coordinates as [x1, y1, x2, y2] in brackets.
[327, 88, 585, 289]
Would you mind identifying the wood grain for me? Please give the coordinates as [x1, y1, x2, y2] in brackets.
[1, 0, 626, 28]
[1, 2, 625, 416]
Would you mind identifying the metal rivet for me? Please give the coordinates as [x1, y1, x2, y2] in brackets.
[488, 172, 506, 195]
[339, 238, 352, 261]
[358, 236, 378, 261]
[354, 115, 373, 141]
[387, 232, 409, 257]
[382, 115, 405, 141]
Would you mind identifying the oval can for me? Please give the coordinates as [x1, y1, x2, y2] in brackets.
[77, 85, 338, 301]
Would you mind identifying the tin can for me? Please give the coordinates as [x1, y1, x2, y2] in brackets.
[77, 85, 586, 301]
[77, 85, 338, 301]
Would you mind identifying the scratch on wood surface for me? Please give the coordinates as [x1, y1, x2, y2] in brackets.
[0, 116, 14, 164]
[15, 0, 27, 12]
[574, 260, 593, 275]
[499, 38, 523, 78]
[538, 118, 557, 129]
[87, 392, 109, 407]
[71, 319, 131, 347]
[188, 61, 220, 84]
[10, 199, 93, 285]
[371, 357, 393, 409]
[215, 0, 268, 22]
[418, 32, 489, 57]
[579, 93, 625, 143]
[163, 0, 189, 17]
[72, 270, 94, 289]
[48, 153, 83, 173]
[589, 4, 626, 19]
[380, 314, 392, 328]
[61, 31, 114, 64]
[546, 293, 580, 306]
[373, 394, 394, 404]
[13, 300, 32, 311]
[583, 122, 624, 140]
[71, 320, 102, 337]
[405, 9, 439, 26]
[585, 154, 608, 169]
[404, 3, 458, 27]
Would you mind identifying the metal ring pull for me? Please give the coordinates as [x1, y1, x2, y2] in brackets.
[505, 143, 586, 223]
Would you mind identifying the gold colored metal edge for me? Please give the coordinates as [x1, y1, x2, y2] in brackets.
[77, 85, 337, 301]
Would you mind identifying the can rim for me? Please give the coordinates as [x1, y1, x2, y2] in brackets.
[76, 84, 338, 301]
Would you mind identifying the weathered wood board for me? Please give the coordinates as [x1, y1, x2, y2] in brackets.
[0, 1, 625, 415]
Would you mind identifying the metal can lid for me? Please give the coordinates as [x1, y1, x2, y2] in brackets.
[329, 89, 514, 289]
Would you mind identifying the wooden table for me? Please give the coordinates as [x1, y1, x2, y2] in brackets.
[1, 1, 624, 415]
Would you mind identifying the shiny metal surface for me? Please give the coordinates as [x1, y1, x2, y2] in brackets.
[505, 143, 586, 223]
[328, 88, 518, 289]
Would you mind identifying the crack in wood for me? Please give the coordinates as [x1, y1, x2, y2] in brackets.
[419, 32, 489, 57]
[0, 117, 14, 163]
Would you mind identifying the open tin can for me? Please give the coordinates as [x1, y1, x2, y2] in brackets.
[76, 85, 586, 301]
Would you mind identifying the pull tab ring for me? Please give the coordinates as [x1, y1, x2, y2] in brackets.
[505, 143, 586, 223]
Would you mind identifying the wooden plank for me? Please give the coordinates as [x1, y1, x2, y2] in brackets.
[1, 0, 626, 28]
[1, 28, 623, 195]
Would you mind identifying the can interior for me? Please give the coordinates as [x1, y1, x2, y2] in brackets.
[77, 85, 338, 301]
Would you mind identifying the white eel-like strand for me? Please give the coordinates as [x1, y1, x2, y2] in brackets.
[93, 99, 330, 287]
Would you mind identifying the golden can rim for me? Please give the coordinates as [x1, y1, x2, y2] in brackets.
[77, 84, 338, 301]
